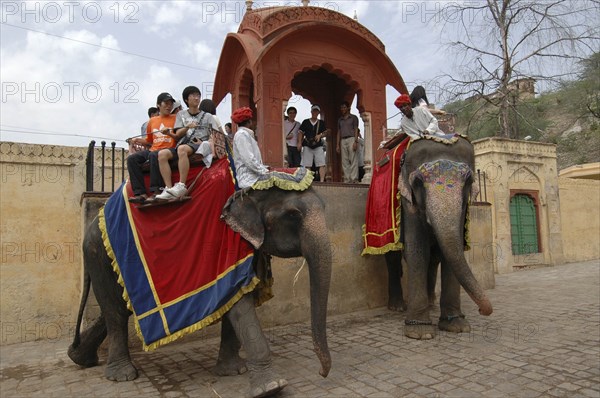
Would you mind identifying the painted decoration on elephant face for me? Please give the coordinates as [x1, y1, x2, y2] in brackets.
[418, 160, 471, 193]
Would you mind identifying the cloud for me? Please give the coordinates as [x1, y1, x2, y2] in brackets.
[0, 1, 464, 148]
[0, 25, 188, 147]
[182, 39, 218, 69]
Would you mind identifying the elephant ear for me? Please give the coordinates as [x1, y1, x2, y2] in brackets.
[398, 170, 414, 205]
[221, 190, 264, 249]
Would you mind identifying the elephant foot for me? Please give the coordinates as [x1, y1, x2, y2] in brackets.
[68, 344, 99, 368]
[388, 297, 407, 312]
[213, 355, 247, 376]
[438, 315, 471, 333]
[248, 361, 287, 398]
[67, 317, 107, 368]
[404, 320, 435, 340]
[105, 358, 138, 381]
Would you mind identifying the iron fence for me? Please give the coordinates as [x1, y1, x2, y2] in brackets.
[83, 140, 488, 201]
[475, 169, 488, 203]
[85, 140, 127, 193]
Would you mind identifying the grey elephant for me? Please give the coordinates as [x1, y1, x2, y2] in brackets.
[68, 186, 332, 398]
[397, 136, 493, 339]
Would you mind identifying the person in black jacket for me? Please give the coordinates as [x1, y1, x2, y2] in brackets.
[298, 104, 330, 182]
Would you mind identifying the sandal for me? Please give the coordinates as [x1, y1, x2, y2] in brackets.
[128, 195, 147, 204]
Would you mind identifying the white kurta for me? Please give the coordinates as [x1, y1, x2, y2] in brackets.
[233, 126, 269, 189]
[400, 106, 444, 139]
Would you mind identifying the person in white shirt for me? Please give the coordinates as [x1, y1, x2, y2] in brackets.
[284, 107, 301, 167]
[231, 107, 269, 189]
[155, 87, 218, 200]
[394, 94, 444, 140]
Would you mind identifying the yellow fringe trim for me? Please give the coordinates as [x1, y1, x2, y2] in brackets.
[98, 197, 260, 352]
[99, 206, 135, 314]
[361, 241, 404, 256]
[251, 170, 314, 191]
[141, 276, 260, 351]
[416, 133, 468, 145]
[254, 276, 274, 307]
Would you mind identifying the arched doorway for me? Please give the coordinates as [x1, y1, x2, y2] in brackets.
[291, 67, 358, 181]
[509, 192, 541, 255]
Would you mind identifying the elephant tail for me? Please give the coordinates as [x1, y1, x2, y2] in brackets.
[68, 268, 106, 368]
[71, 269, 91, 348]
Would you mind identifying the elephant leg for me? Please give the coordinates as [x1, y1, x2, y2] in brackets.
[385, 250, 406, 312]
[103, 308, 137, 381]
[404, 241, 435, 340]
[213, 315, 247, 376]
[427, 250, 441, 308]
[226, 294, 287, 398]
[90, 272, 137, 381]
[68, 315, 107, 367]
[438, 262, 471, 333]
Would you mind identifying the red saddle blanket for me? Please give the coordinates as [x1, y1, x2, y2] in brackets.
[361, 138, 410, 255]
[99, 158, 257, 350]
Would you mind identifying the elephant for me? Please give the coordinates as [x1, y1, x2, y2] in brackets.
[68, 186, 332, 398]
[396, 136, 493, 339]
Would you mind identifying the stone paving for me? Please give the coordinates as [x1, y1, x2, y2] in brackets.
[1, 260, 599, 397]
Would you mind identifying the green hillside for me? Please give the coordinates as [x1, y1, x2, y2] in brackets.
[442, 54, 600, 170]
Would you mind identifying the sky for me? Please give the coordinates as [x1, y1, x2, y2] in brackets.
[0, 1, 502, 148]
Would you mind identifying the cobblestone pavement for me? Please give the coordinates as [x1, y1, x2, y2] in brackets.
[1, 260, 599, 397]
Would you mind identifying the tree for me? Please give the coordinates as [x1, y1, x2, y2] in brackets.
[575, 51, 600, 119]
[436, 0, 600, 138]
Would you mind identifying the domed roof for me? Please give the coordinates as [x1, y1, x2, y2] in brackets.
[239, 6, 385, 51]
[213, 6, 406, 104]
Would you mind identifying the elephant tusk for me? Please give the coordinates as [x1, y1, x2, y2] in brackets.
[292, 259, 306, 297]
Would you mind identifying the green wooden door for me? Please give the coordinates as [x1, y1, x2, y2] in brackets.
[510, 194, 539, 254]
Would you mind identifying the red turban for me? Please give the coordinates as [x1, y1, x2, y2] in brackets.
[231, 107, 253, 124]
[394, 94, 411, 109]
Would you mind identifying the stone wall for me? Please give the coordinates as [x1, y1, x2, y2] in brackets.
[78, 184, 496, 336]
[0, 142, 125, 345]
[1, 142, 86, 345]
[256, 185, 387, 328]
[558, 177, 600, 262]
[4, 139, 598, 347]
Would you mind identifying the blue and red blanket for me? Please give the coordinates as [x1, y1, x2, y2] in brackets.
[99, 158, 258, 350]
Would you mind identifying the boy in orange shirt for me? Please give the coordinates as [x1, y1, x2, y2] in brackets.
[127, 92, 177, 203]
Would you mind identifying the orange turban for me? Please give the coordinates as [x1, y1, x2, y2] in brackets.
[231, 107, 253, 124]
[394, 94, 411, 109]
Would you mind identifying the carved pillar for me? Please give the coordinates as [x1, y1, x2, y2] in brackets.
[361, 112, 373, 184]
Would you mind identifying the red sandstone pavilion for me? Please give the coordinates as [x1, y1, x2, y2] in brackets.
[212, 1, 407, 182]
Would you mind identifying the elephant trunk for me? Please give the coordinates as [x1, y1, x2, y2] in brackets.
[426, 193, 493, 316]
[302, 209, 332, 377]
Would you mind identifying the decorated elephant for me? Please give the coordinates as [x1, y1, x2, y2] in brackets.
[397, 135, 493, 339]
[68, 182, 332, 398]
[361, 136, 437, 314]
